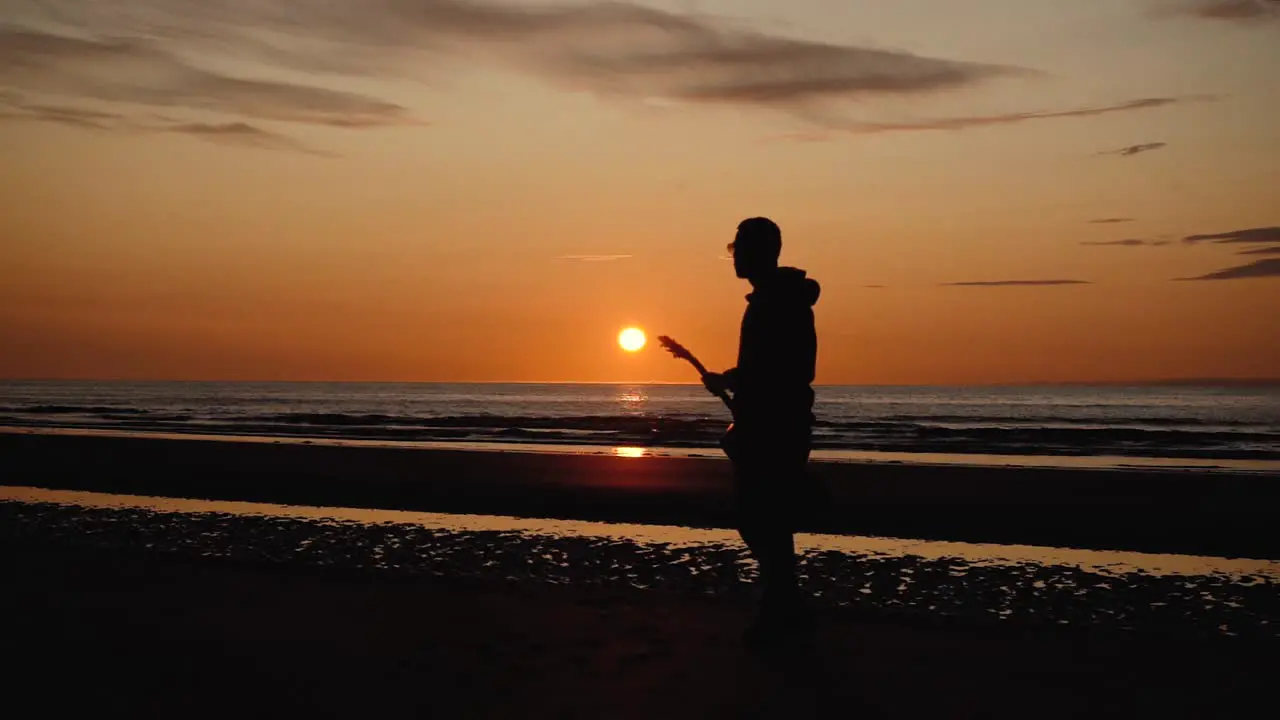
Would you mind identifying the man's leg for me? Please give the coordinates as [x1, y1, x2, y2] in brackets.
[758, 460, 807, 620]
[757, 524, 799, 617]
[734, 442, 809, 630]
[732, 460, 769, 567]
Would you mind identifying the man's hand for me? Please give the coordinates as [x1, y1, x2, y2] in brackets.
[703, 372, 730, 396]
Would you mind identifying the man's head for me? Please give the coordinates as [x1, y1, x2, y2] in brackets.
[729, 217, 781, 280]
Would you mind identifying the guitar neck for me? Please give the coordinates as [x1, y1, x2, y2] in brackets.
[683, 356, 711, 379]
[678, 354, 735, 414]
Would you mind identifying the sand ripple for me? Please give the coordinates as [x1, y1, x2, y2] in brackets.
[3, 499, 1275, 639]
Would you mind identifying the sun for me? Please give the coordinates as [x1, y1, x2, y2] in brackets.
[618, 327, 646, 352]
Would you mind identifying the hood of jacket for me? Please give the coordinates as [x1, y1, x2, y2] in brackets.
[747, 266, 821, 308]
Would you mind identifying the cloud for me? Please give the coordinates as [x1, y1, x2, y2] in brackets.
[3, 2, 1019, 116]
[553, 254, 633, 262]
[941, 280, 1091, 287]
[1176, 258, 1280, 281]
[289, 1, 1028, 107]
[864, 284, 887, 289]
[0, 91, 328, 154]
[1237, 245, 1280, 255]
[1182, 226, 1280, 244]
[163, 121, 335, 156]
[827, 97, 1199, 134]
[1081, 239, 1171, 246]
[3, 1, 1202, 136]
[0, 26, 418, 128]
[1089, 218, 1136, 224]
[1098, 141, 1167, 157]
[1174, 1, 1280, 22]
[0, 101, 125, 130]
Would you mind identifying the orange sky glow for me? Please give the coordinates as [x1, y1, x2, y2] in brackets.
[1, 0, 1278, 384]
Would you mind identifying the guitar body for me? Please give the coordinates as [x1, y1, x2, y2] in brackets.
[718, 422, 741, 463]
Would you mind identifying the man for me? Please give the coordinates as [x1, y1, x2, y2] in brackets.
[703, 216, 822, 643]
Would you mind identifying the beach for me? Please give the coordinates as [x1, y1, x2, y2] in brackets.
[5, 541, 1274, 719]
[4, 430, 1278, 717]
[3, 431, 1278, 558]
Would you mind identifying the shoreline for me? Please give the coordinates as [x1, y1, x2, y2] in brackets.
[4, 425, 1276, 474]
[4, 431, 1278, 558]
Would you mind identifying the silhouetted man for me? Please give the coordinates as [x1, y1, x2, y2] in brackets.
[703, 217, 821, 643]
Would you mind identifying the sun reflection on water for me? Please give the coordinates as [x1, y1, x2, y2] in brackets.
[616, 386, 648, 408]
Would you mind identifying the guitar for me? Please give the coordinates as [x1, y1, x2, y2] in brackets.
[656, 335, 741, 461]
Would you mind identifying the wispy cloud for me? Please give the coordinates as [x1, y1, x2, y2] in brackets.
[163, 121, 335, 156]
[1182, 226, 1280, 244]
[553, 254, 634, 262]
[1171, 0, 1280, 22]
[826, 98, 1200, 134]
[1081, 238, 1172, 246]
[0, 101, 124, 130]
[1098, 141, 1167, 157]
[1237, 245, 1280, 255]
[2, 1, 1208, 137]
[941, 280, 1091, 287]
[864, 284, 887, 289]
[1089, 218, 1136, 224]
[1176, 258, 1280, 281]
[0, 92, 329, 155]
[3, 2, 1017, 120]
[0, 23, 420, 139]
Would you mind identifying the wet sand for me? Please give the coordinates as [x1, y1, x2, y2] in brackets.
[4, 543, 1271, 720]
[5, 491, 1276, 637]
[3, 431, 1278, 558]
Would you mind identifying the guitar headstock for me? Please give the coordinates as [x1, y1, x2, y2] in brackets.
[656, 335, 692, 362]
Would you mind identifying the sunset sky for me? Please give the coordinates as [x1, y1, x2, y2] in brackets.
[1, 0, 1278, 384]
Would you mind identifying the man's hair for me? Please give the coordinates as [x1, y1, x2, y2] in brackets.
[736, 217, 782, 259]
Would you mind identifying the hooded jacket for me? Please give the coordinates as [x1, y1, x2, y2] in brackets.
[724, 266, 821, 429]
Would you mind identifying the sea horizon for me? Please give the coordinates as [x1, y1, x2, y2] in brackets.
[3, 380, 1276, 472]
[3, 377, 1279, 388]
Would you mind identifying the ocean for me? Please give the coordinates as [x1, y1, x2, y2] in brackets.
[1, 381, 1277, 471]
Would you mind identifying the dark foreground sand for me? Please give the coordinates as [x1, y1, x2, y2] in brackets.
[6, 497, 1275, 637]
[5, 545, 1274, 720]
[4, 431, 1276, 717]
[3, 432, 1278, 557]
